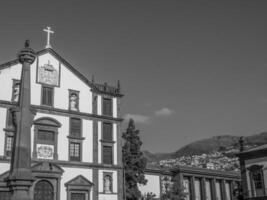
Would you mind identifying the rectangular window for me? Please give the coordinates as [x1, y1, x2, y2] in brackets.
[5, 136, 13, 157]
[103, 145, 113, 165]
[42, 86, 54, 106]
[103, 123, 113, 141]
[37, 130, 55, 142]
[70, 118, 82, 138]
[71, 193, 86, 200]
[69, 142, 81, 161]
[103, 98, 112, 116]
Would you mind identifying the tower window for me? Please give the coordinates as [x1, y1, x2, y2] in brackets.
[102, 98, 112, 116]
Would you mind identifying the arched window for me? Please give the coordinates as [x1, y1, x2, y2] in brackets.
[34, 180, 54, 200]
[33, 117, 61, 160]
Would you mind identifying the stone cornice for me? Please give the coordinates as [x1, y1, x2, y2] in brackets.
[0, 100, 123, 123]
[0, 158, 123, 170]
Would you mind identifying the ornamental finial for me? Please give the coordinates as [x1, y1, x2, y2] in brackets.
[25, 40, 30, 48]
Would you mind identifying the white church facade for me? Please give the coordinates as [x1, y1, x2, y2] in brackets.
[0, 42, 123, 200]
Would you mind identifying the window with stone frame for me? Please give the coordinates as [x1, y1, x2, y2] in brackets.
[69, 142, 81, 161]
[103, 172, 113, 193]
[102, 98, 112, 116]
[12, 79, 20, 102]
[248, 165, 265, 197]
[41, 85, 54, 106]
[102, 145, 113, 165]
[69, 90, 79, 111]
[33, 117, 61, 160]
[68, 118, 83, 162]
[70, 118, 82, 138]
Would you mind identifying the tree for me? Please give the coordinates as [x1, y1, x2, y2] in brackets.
[142, 192, 156, 200]
[170, 180, 187, 200]
[122, 119, 147, 200]
[161, 177, 186, 200]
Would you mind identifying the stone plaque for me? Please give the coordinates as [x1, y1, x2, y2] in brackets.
[37, 144, 54, 159]
[37, 61, 59, 86]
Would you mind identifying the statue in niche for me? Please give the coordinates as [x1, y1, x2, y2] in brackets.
[104, 175, 112, 193]
[13, 83, 20, 102]
[70, 93, 78, 111]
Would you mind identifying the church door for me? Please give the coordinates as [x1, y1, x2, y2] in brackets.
[34, 180, 54, 200]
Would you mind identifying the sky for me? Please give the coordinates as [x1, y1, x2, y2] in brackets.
[1, 1, 267, 153]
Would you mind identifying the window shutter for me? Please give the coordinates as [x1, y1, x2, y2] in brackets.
[71, 118, 81, 138]
[103, 123, 113, 141]
[103, 98, 112, 116]
[103, 146, 112, 165]
[42, 86, 53, 106]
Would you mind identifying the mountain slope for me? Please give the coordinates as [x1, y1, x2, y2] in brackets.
[144, 132, 267, 162]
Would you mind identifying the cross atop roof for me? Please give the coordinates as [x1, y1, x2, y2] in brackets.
[43, 26, 54, 49]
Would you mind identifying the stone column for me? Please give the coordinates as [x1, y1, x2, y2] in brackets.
[93, 168, 99, 200]
[191, 176, 196, 200]
[211, 178, 216, 200]
[7, 40, 36, 200]
[201, 178, 206, 200]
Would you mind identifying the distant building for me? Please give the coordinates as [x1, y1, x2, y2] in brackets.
[140, 166, 240, 200]
[238, 142, 267, 199]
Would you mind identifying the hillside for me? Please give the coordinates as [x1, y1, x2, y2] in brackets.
[144, 132, 267, 171]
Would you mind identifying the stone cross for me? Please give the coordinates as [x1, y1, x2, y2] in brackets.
[43, 26, 54, 48]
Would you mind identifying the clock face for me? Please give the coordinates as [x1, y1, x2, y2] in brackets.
[37, 60, 60, 86]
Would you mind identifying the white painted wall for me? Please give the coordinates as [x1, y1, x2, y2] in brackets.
[33, 112, 93, 162]
[0, 52, 93, 114]
[0, 64, 22, 101]
[139, 174, 161, 198]
[99, 193, 118, 200]
[0, 107, 7, 156]
[83, 119, 93, 163]
[61, 167, 93, 200]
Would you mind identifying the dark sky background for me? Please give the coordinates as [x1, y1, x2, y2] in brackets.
[1, 1, 267, 153]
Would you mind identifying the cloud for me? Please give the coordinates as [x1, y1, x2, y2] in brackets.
[155, 108, 174, 117]
[124, 114, 150, 124]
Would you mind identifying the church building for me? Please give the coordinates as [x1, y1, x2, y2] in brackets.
[0, 28, 123, 200]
